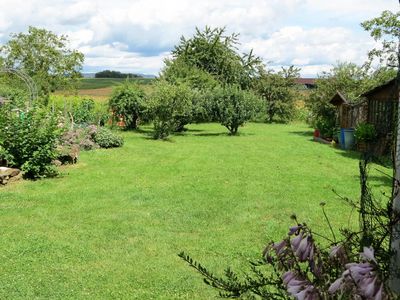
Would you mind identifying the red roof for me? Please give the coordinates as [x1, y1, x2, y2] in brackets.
[295, 78, 316, 85]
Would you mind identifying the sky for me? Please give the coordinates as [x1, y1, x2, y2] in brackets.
[0, 0, 398, 77]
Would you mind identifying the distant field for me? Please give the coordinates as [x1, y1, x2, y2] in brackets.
[55, 78, 156, 101]
[79, 78, 155, 90]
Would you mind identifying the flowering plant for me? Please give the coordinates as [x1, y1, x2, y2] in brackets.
[180, 158, 400, 299]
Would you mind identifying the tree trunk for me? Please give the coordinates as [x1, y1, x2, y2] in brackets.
[389, 36, 400, 293]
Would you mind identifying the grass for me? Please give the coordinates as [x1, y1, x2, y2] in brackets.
[78, 78, 154, 90]
[0, 123, 391, 299]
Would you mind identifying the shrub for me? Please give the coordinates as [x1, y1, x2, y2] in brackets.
[49, 95, 109, 126]
[253, 66, 299, 123]
[0, 105, 61, 179]
[355, 123, 377, 143]
[108, 82, 146, 129]
[147, 81, 194, 139]
[93, 127, 124, 148]
[214, 85, 262, 135]
[59, 127, 98, 151]
[58, 125, 123, 161]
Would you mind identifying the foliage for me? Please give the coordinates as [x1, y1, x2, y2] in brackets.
[147, 81, 194, 139]
[213, 85, 262, 135]
[254, 66, 300, 123]
[49, 95, 109, 126]
[108, 82, 147, 130]
[355, 123, 377, 143]
[95, 70, 140, 79]
[0, 26, 84, 99]
[0, 105, 61, 179]
[361, 10, 400, 69]
[305, 62, 394, 138]
[0, 82, 28, 108]
[170, 26, 262, 89]
[59, 125, 123, 151]
[180, 158, 400, 299]
[160, 59, 216, 123]
[59, 126, 99, 152]
[362, 9, 400, 293]
[93, 127, 124, 148]
[161, 58, 220, 91]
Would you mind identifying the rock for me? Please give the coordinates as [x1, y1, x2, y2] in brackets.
[0, 167, 20, 177]
[8, 172, 22, 183]
[0, 167, 22, 185]
[52, 160, 62, 167]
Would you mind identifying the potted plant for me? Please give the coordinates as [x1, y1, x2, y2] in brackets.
[354, 123, 376, 152]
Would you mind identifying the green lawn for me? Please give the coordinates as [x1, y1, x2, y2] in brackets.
[79, 78, 154, 90]
[0, 123, 391, 299]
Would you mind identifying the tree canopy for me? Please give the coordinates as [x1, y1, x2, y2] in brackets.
[167, 26, 262, 89]
[0, 26, 84, 98]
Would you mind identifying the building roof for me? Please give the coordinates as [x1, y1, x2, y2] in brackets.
[295, 78, 316, 85]
[362, 78, 397, 97]
[329, 91, 348, 106]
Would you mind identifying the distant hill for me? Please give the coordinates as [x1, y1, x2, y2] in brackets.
[82, 72, 156, 79]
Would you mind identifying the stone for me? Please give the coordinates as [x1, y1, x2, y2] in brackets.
[0, 167, 22, 185]
[0, 167, 20, 177]
[52, 160, 62, 167]
[8, 172, 22, 183]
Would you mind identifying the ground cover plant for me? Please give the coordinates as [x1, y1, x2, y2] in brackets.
[0, 122, 391, 299]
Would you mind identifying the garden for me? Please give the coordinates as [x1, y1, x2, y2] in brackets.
[0, 9, 399, 300]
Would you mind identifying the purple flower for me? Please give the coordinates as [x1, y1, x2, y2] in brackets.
[328, 277, 343, 294]
[361, 247, 377, 263]
[289, 225, 302, 235]
[291, 234, 314, 262]
[282, 272, 320, 300]
[330, 247, 386, 299]
[273, 240, 287, 256]
[291, 232, 303, 249]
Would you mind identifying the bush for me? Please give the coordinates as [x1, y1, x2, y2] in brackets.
[108, 83, 146, 130]
[93, 127, 124, 148]
[0, 105, 61, 179]
[59, 126, 98, 151]
[147, 81, 194, 139]
[253, 66, 299, 123]
[214, 85, 262, 135]
[355, 123, 376, 142]
[58, 125, 123, 161]
[49, 95, 109, 126]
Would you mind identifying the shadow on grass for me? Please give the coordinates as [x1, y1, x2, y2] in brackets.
[193, 132, 228, 137]
[138, 135, 176, 143]
[289, 130, 314, 137]
[334, 149, 361, 161]
[368, 174, 392, 188]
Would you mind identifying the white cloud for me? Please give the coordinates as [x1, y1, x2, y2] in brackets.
[243, 26, 376, 76]
[0, 0, 395, 76]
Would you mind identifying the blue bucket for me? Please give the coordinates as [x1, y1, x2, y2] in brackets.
[341, 128, 355, 150]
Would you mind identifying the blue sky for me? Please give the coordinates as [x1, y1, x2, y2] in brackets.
[0, 0, 398, 77]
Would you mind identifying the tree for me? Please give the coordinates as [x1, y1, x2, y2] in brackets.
[109, 82, 147, 130]
[254, 66, 300, 123]
[214, 85, 262, 135]
[362, 9, 400, 294]
[0, 26, 84, 99]
[147, 81, 194, 139]
[95, 70, 140, 78]
[169, 26, 262, 90]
